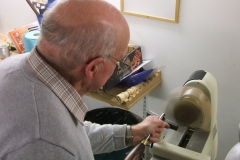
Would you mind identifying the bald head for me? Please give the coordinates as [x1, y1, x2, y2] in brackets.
[38, 0, 129, 71]
[54, 0, 126, 29]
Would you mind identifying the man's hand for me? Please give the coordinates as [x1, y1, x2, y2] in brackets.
[131, 115, 170, 146]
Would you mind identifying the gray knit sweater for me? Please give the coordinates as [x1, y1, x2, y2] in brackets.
[0, 53, 127, 160]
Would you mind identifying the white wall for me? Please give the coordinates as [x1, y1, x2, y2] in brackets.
[86, 1, 240, 160]
[0, 0, 37, 34]
[1, 0, 240, 159]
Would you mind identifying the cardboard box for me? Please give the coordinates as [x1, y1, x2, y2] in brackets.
[102, 45, 143, 91]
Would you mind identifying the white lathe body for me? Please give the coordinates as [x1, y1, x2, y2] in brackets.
[148, 70, 218, 160]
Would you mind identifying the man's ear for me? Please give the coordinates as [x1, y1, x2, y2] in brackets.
[85, 57, 104, 79]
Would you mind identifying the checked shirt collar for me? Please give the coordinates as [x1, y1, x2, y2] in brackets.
[26, 47, 88, 124]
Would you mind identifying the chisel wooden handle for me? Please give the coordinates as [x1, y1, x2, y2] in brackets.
[124, 113, 165, 160]
[124, 142, 145, 160]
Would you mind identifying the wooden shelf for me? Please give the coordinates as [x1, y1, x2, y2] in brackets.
[86, 70, 162, 110]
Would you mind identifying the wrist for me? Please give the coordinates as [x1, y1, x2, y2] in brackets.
[130, 125, 146, 146]
[125, 125, 133, 146]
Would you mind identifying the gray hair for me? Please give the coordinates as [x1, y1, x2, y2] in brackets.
[38, 0, 118, 70]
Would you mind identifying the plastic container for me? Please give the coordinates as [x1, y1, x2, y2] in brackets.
[84, 107, 143, 160]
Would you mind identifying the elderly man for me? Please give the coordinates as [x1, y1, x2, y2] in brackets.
[0, 0, 169, 159]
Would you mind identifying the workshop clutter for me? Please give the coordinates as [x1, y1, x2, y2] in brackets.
[7, 22, 40, 53]
[26, 0, 56, 25]
[102, 45, 143, 91]
[7, 0, 56, 54]
[115, 70, 161, 105]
